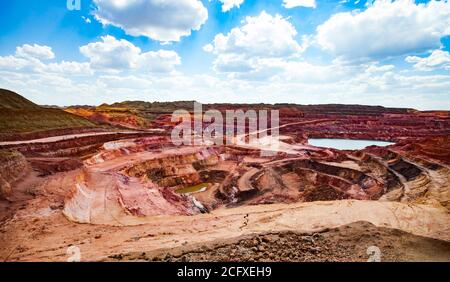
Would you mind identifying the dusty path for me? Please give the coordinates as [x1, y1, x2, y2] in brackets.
[231, 119, 333, 154]
[0, 131, 140, 146]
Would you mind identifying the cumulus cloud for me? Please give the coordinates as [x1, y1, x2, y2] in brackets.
[204, 11, 306, 74]
[2, 2, 450, 111]
[316, 0, 450, 61]
[3, 62, 449, 110]
[406, 49, 450, 71]
[80, 35, 141, 70]
[92, 0, 208, 42]
[79, 35, 180, 72]
[46, 61, 92, 75]
[207, 12, 303, 57]
[0, 54, 41, 73]
[219, 0, 245, 12]
[0, 38, 180, 77]
[0, 44, 90, 75]
[283, 0, 316, 9]
[2, 43, 449, 110]
[15, 44, 55, 60]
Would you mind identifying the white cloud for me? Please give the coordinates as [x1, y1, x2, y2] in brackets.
[79, 35, 180, 72]
[0, 44, 90, 75]
[138, 50, 181, 73]
[283, 0, 316, 9]
[0, 38, 180, 77]
[96, 75, 153, 89]
[82, 16, 92, 24]
[203, 44, 214, 52]
[2, 50, 450, 110]
[46, 61, 92, 75]
[208, 12, 303, 57]
[316, 0, 450, 61]
[3, 64, 449, 110]
[213, 54, 255, 73]
[92, 0, 208, 42]
[219, 0, 245, 12]
[15, 44, 55, 60]
[406, 49, 450, 71]
[80, 35, 141, 70]
[205, 11, 306, 73]
[0, 55, 42, 73]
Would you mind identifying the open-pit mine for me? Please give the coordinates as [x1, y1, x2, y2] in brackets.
[1, 90, 450, 262]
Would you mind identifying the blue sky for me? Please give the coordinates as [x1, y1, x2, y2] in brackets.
[0, 0, 449, 109]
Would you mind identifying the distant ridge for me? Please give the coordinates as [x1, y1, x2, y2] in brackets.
[0, 89, 97, 140]
[0, 89, 41, 110]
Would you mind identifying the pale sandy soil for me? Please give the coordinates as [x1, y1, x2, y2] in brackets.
[136, 221, 450, 262]
[1, 185, 449, 262]
[0, 131, 139, 146]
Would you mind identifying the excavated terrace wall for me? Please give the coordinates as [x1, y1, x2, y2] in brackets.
[0, 150, 27, 199]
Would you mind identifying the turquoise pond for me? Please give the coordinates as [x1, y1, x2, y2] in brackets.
[308, 138, 394, 150]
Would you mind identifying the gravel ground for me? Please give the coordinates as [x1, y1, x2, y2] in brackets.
[111, 221, 450, 262]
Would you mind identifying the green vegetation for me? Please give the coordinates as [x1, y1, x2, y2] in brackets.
[176, 183, 209, 194]
[0, 109, 95, 133]
[0, 89, 41, 110]
[0, 89, 96, 133]
[99, 101, 198, 122]
[0, 149, 21, 159]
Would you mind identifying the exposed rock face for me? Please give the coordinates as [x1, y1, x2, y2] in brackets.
[28, 158, 83, 176]
[65, 107, 150, 130]
[62, 168, 199, 225]
[2, 103, 449, 225]
[62, 141, 214, 225]
[0, 150, 27, 199]
[57, 102, 450, 224]
[58, 133, 450, 226]
[3, 132, 159, 158]
[1, 102, 449, 262]
[124, 147, 220, 187]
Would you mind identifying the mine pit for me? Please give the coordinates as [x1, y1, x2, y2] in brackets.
[1, 101, 449, 262]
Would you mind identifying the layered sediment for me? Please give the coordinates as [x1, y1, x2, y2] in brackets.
[0, 150, 27, 199]
[1, 103, 449, 262]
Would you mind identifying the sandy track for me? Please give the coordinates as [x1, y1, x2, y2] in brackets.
[0, 131, 139, 146]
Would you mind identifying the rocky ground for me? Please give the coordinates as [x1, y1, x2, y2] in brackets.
[123, 221, 450, 262]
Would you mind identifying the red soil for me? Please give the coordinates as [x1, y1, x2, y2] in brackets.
[0, 104, 449, 261]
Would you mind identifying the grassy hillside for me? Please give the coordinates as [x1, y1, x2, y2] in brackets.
[66, 101, 198, 129]
[0, 89, 96, 134]
[0, 89, 41, 110]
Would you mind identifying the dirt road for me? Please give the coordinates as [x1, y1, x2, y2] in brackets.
[0, 131, 140, 146]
